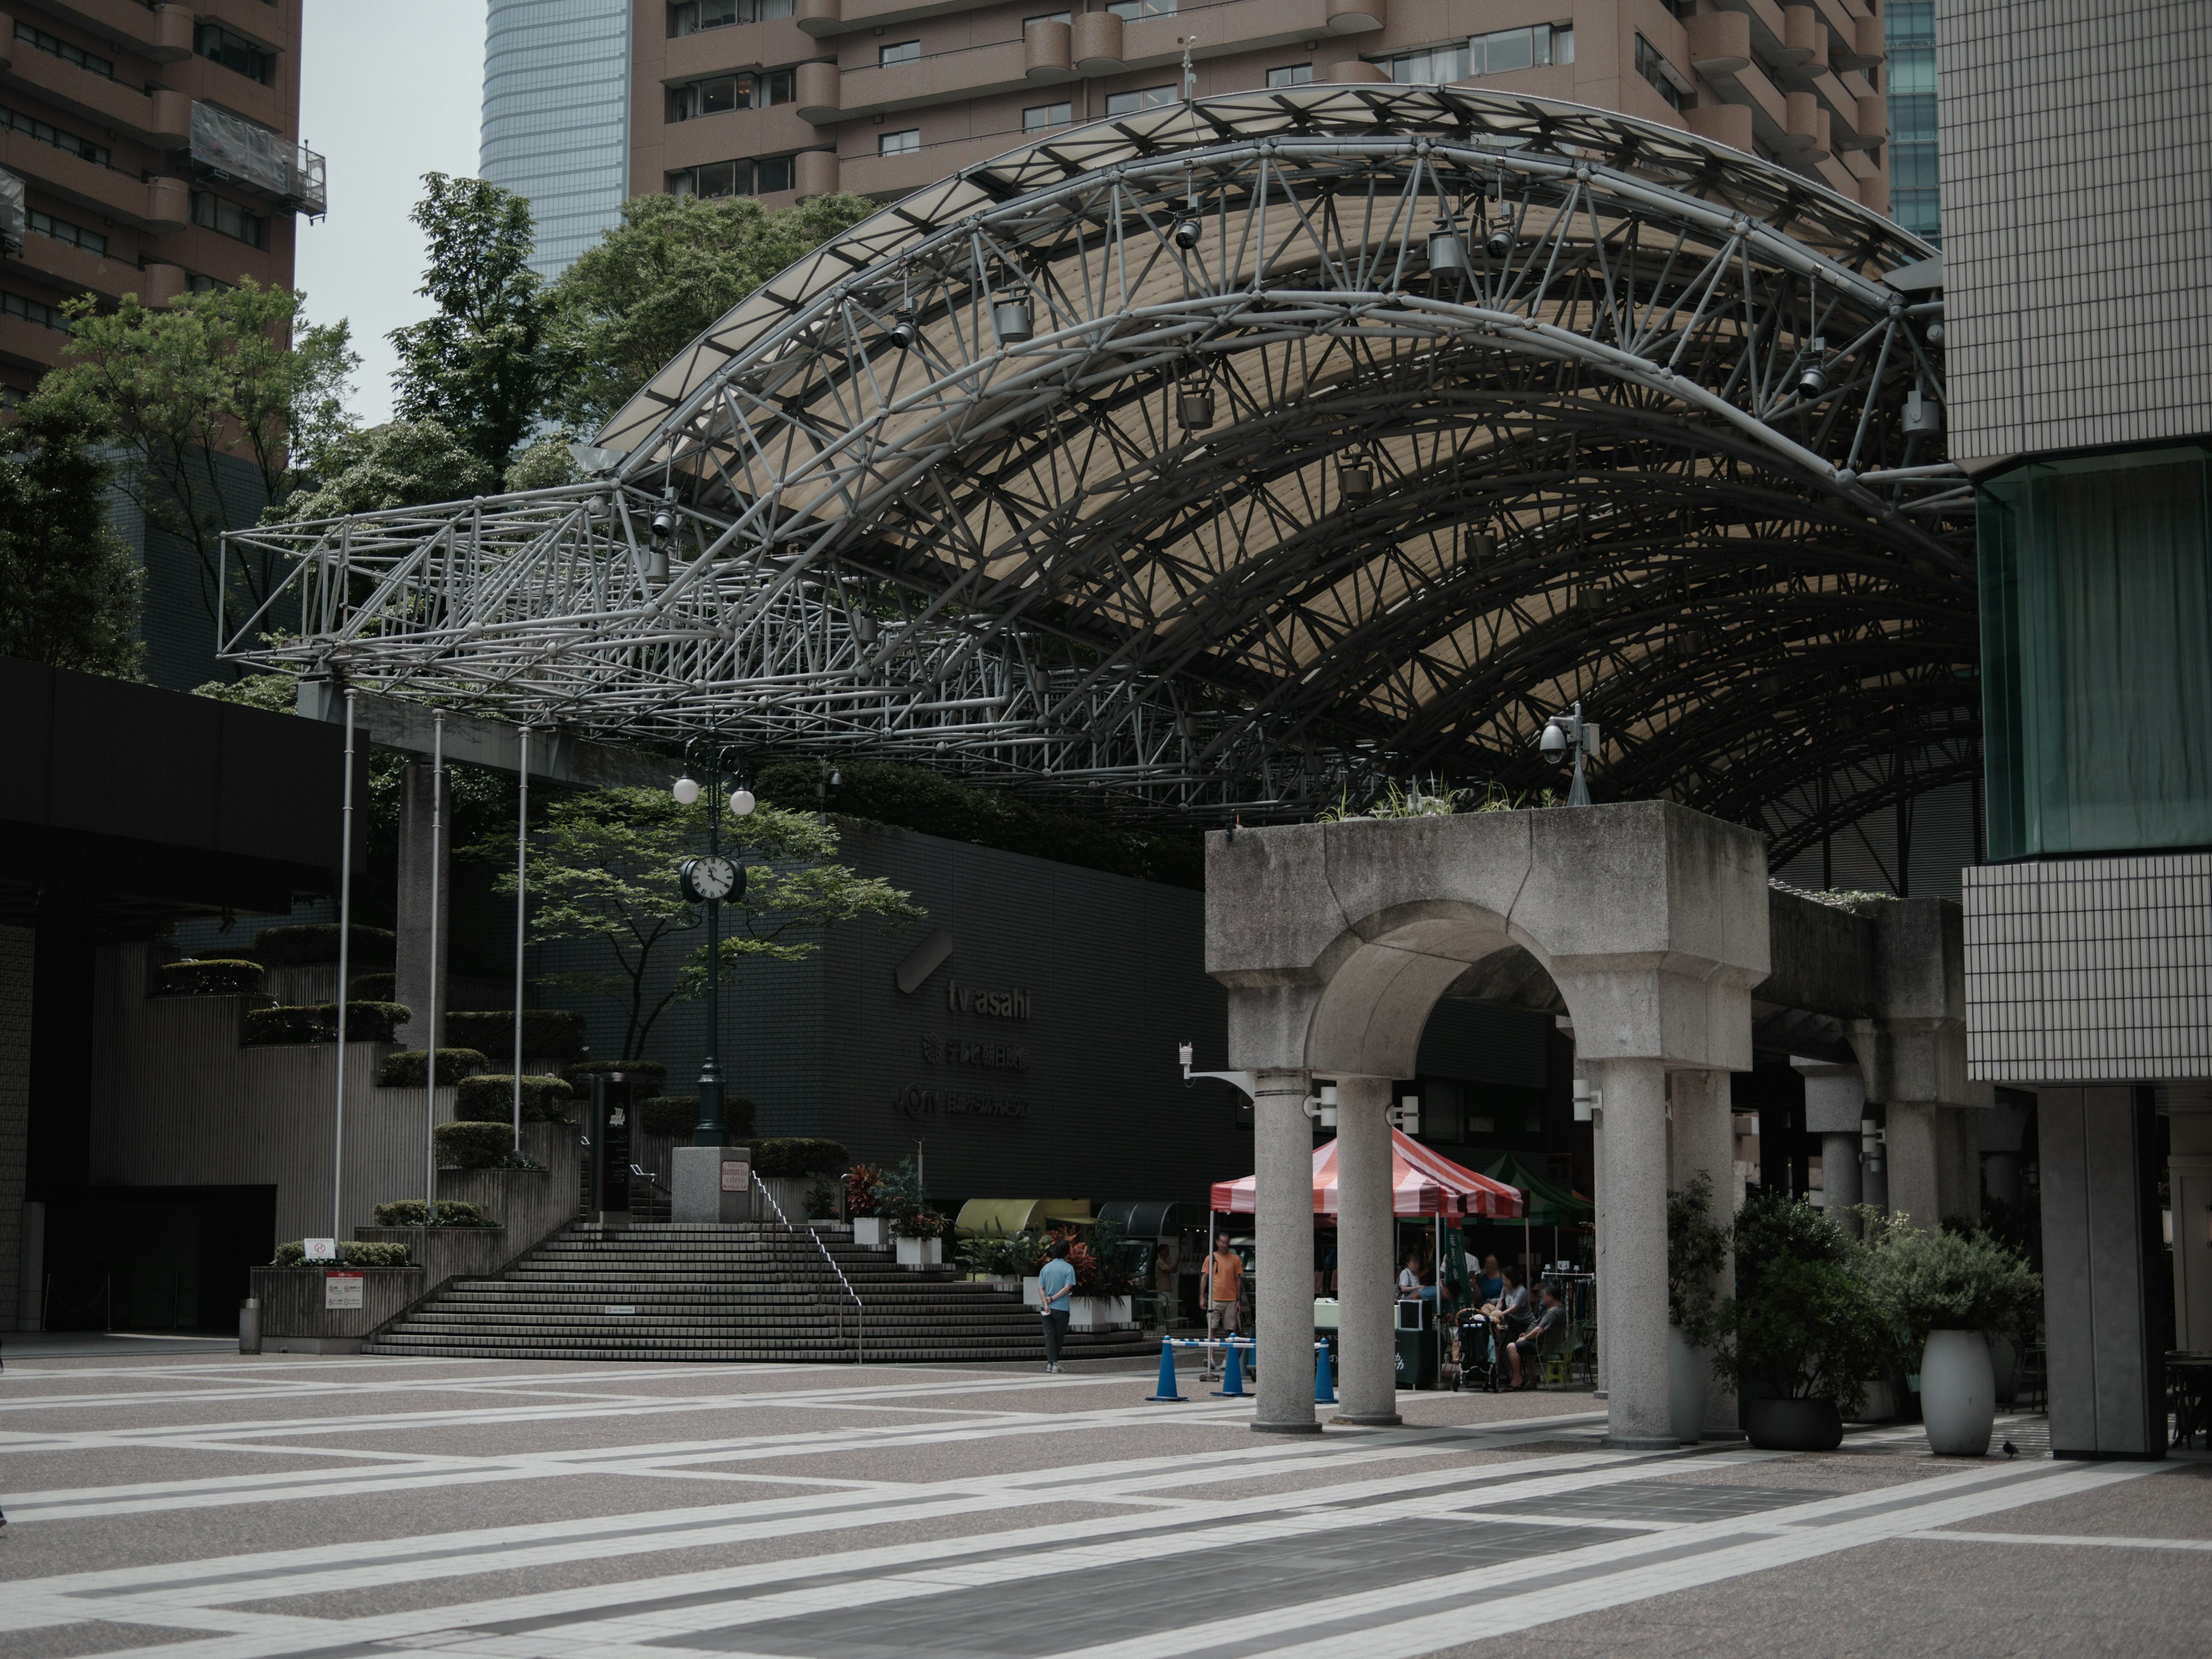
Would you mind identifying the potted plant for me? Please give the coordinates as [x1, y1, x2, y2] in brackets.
[1666, 1174, 1730, 1445]
[874, 1158, 945, 1266]
[846, 1164, 889, 1248]
[957, 1232, 1027, 1292]
[1068, 1218, 1138, 1331]
[1861, 1218, 2041, 1457]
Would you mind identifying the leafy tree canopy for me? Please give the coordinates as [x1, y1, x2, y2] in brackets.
[390, 173, 559, 471]
[503, 435, 582, 494]
[0, 385, 144, 676]
[543, 191, 877, 430]
[271, 418, 494, 522]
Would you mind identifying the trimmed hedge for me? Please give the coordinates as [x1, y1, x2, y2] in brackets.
[273, 1240, 412, 1267]
[156, 959, 266, 996]
[635, 1094, 757, 1139]
[251, 923, 397, 970]
[455, 1073, 573, 1123]
[751, 1137, 846, 1177]
[434, 1120, 523, 1169]
[378, 1048, 490, 1088]
[372, 1199, 494, 1228]
[567, 1059, 666, 1097]
[244, 1000, 409, 1046]
[350, 973, 396, 1001]
[443, 1009, 586, 1060]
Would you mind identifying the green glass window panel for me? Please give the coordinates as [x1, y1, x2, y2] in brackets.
[1979, 446, 2212, 858]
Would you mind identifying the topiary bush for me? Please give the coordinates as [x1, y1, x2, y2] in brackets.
[378, 1048, 490, 1088]
[155, 959, 266, 996]
[454, 1073, 574, 1123]
[634, 1095, 756, 1139]
[372, 1199, 494, 1228]
[244, 1001, 409, 1045]
[251, 923, 397, 969]
[567, 1058, 666, 1097]
[443, 1009, 586, 1060]
[750, 1137, 847, 1178]
[350, 972, 396, 1001]
[272, 1240, 412, 1267]
[434, 1120, 524, 1169]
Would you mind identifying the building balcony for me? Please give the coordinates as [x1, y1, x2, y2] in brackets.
[0, 128, 187, 231]
[660, 103, 818, 173]
[13, 226, 156, 304]
[0, 305, 71, 374]
[188, 101, 325, 217]
[37, 0, 196, 63]
[796, 0, 1003, 40]
[0, 35, 194, 147]
[664, 17, 817, 82]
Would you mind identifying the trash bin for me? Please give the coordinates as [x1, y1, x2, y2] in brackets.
[1394, 1325, 1438, 1390]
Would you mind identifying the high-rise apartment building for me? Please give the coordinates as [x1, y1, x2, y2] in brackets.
[0, 0, 319, 402]
[484, 0, 632, 278]
[628, 0, 1888, 214]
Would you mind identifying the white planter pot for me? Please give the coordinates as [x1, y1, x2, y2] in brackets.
[1022, 1275, 1043, 1307]
[985, 1275, 1021, 1294]
[1070, 1294, 1133, 1332]
[1921, 1328, 1995, 1456]
[851, 1217, 888, 1248]
[895, 1234, 942, 1268]
[1668, 1324, 1707, 1445]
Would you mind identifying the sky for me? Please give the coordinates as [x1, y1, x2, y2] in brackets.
[294, 2, 488, 426]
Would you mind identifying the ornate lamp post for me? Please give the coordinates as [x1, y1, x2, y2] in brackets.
[672, 745, 756, 1149]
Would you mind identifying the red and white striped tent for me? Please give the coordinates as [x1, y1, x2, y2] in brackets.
[1209, 1130, 1524, 1218]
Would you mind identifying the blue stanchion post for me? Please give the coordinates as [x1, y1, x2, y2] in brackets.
[1212, 1340, 1247, 1398]
[1315, 1339, 1336, 1404]
[1145, 1338, 1187, 1403]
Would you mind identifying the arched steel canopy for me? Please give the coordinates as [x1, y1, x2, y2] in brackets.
[228, 85, 1972, 857]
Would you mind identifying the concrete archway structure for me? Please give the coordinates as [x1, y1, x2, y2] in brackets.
[1207, 800, 1768, 1442]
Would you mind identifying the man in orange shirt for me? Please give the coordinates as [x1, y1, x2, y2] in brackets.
[1205, 1233, 1244, 1374]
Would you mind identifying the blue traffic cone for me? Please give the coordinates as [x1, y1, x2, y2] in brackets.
[1315, 1340, 1336, 1404]
[1213, 1340, 1247, 1397]
[1145, 1339, 1187, 1403]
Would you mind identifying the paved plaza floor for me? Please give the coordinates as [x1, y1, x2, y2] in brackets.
[0, 1347, 2206, 1658]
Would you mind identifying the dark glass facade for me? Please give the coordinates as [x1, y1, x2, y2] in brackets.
[1886, 0, 1938, 243]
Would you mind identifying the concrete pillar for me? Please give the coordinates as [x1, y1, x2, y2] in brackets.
[1885, 1101, 1941, 1232]
[1251, 1068, 1318, 1434]
[1794, 1057, 1866, 1235]
[2039, 1086, 2164, 1459]
[1334, 1075, 1399, 1425]
[2168, 1092, 2212, 1355]
[1600, 1056, 1672, 1448]
[1585, 1052, 1608, 1397]
[392, 761, 449, 1051]
[1938, 1106, 1982, 1224]
[1669, 1067, 1739, 1440]
[1862, 1104, 1889, 1214]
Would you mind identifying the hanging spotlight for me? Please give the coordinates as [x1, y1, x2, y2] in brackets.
[1903, 386, 1942, 434]
[1796, 338, 1830, 398]
[650, 506, 676, 537]
[646, 544, 671, 585]
[1427, 221, 1469, 279]
[993, 297, 1033, 343]
[853, 612, 880, 645]
[1339, 461, 1374, 505]
[1925, 319, 1945, 346]
[1173, 217, 1202, 249]
[1484, 218, 1514, 259]
[1177, 381, 1215, 429]
[889, 311, 918, 349]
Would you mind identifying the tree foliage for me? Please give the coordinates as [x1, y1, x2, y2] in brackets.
[543, 191, 878, 430]
[473, 787, 921, 1061]
[1857, 1211, 2042, 1351]
[390, 174, 560, 471]
[1666, 1173, 1730, 1346]
[271, 418, 494, 522]
[0, 385, 144, 675]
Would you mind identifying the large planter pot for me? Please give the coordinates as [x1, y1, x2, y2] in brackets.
[1746, 1397, 1844, 1451]
[1921, 1328, 1995, 1456]
[1070, 1294, 1134, 1332]
[1668, 1324, 1707, 1445]
[895, 1234, 942, 1268]
[851, 1217, 889, 1248]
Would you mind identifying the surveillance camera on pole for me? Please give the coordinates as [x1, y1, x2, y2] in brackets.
[1539, 700, 1600, 805]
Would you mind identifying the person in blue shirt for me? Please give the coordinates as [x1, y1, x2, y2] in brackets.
[1475, 1253, 1505, 1306]
[1037, 1237, 1077, 1373]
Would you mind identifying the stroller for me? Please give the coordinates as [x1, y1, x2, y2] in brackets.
[1454, 1310, 1506, 1392]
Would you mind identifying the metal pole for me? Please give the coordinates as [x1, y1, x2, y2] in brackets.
[693, 748, 725, 1147]
[512, 726, 529, 1151]
[425, 713, 445, 1210]
[331, 689, 356, 1241]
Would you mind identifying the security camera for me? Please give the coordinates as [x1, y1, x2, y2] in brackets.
[1173, 218, 1202, 249]
[1540, 722, 1567, 760]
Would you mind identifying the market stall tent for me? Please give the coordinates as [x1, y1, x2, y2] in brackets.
[1208, 1131, 1524, 1218]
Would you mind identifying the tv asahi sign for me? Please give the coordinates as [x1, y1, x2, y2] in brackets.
[891, 934, 1037, 1122]
[946, 979, 1029, 1020]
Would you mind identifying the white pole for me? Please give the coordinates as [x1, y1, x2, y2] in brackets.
[512, 726, 528, 1150]
[425, 713, 445, 1213]
[331, 689, 357, 1241]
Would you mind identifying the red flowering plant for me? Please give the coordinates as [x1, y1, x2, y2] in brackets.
[1055, 1218, 1138, 1298]
[845, 1164, 885, 1218]
[876, 1157, 946, 1240]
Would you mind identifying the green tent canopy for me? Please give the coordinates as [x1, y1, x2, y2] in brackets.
[1480, 1154, 1593, 1229]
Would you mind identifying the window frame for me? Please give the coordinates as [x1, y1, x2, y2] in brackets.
[1104, 84, 1176, 116]
[1022, 101, 1072, 132]
[878, 39, 921, 66]
[878, 127, 921, 156]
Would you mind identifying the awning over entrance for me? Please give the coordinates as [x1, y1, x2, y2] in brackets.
[1209, 1130, 1522, 1218]
[1480, 1153, 1593, 1228]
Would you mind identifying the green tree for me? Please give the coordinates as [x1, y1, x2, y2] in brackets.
[502, 435, 582, 494]
[543, 191, 878, 430]
[37, 282, 357, 643]
[390, 174, 560, 471]
[0, 385, 144, 675]
[271, 418, 494, 522]
[475, 787, 921, 1060]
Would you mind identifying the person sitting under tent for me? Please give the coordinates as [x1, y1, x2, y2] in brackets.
[1505, 1284, 1566, 1389]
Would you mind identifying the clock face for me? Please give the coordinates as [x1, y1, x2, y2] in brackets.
[684, 856, 738, 902]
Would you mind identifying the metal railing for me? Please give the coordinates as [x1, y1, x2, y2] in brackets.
[751, 1172, 864, 1366]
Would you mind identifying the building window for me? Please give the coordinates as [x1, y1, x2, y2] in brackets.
[1376, 26, 1570, 85]
[28, 209, 105, 256]
[1887, 0, 1940, 243]
[184, 274, 229, 296]
[1107, 0, 1175, 17]
[670, 0, 793, 32]
[880, 40, 920, 66]
[1025, 10, 1073, 24]
[0, 103, 109, 168]
[667, 155, 797, 198]
[13, 22, 113, 79]
[878, 127, 919, 156]
[1634, 33, 1684, 109]
[195, 22, 274, 84]
[2, 290, 70, 333]
[667, 68, 795, 120]
[1267, 63, 1313, 88]
[1023, 101, 1071, 132]
[1105, 84, 1176, 116]
[190, 190, 266, 248]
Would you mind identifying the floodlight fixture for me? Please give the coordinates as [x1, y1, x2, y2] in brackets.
[1173, 217, 1202, 249]
[889, 312, 918, 349]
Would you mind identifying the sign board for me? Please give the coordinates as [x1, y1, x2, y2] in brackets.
[719, 1158, 752, 1192]
[324, 1270, 364, 1309]
[604, 1305, 636, 1316]
[304, 1238, 337, 1262]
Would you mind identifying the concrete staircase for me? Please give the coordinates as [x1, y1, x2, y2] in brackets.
[367, 1221, 1157, 1364]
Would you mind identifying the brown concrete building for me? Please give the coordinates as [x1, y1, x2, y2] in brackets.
[0, 0, 319, 400]
[628, 0, 1885, 214]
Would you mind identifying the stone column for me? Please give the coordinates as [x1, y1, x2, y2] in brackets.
[392, 761, 449, 1051]
[1885, 1102, 1941, 1233]
[2169, 1091, 2212, 1355]
[1862, 1105, 1889, 1214]
[1584, 1052, 1608, 1397]
[1669, 1067, 1738, 1440]
[1600, 1056, 1673, 1448]
[1251, 1068, 1318, 1434]
[1794, 1058, 1866, 1235]
[1938, 1107, 1982, 1225]
[1333, 1074, 1399, 1425]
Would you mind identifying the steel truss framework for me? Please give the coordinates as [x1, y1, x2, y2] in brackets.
[227, 85, 1974, 846]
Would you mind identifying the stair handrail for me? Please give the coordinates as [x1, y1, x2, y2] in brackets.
[751, 1172, 863, 1366]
